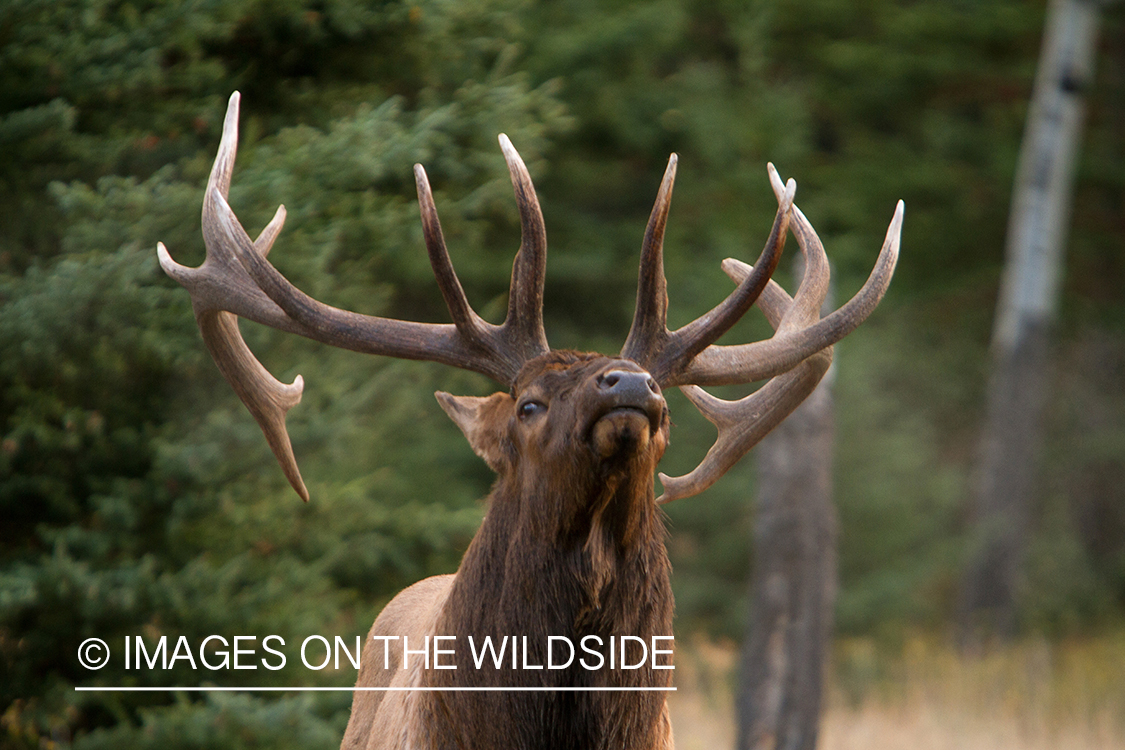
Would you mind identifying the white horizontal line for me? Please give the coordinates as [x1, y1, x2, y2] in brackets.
[75, 686, 676, 692]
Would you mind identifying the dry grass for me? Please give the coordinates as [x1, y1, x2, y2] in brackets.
[667, 633, 1125, 750]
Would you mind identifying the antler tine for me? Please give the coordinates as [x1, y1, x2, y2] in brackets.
[767, 165, 830, 332]
[676, 198, 902, 387]
[414, 163, 493, 352]
[621, 153, 678, 364]
[498, 134, 550, 362]
[206, 90, 237, 204]
[194, 302, 309, 502]
[623, 162, 796, 385]
[657, 353, 830, 503]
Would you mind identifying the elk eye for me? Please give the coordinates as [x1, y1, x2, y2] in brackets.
[517, 400, 546, 420]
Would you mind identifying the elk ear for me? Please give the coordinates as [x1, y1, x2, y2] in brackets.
[435, 392, 513, 472]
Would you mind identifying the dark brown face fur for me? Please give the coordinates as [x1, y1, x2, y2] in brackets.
[509, 350, 669, 482]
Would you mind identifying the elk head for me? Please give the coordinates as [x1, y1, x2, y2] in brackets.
[158, 93, 900, 508]
[440, 352, 668, 510]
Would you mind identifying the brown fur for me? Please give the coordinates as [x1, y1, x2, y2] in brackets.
[343, 352, 676, 750]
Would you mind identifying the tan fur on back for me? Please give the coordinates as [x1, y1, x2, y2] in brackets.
[341, 575, 454, 750]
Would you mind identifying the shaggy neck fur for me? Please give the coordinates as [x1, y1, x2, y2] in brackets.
[420, 414, 673, 749]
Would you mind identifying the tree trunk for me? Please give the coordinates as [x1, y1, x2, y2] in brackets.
[738, 272, 837, 750]
[958, 0, 1102, 646]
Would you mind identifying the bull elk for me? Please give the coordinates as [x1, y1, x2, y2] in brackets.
[157, 93, 901, 749]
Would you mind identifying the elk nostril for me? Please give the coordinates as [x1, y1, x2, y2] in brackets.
[599, 369, 661, 399]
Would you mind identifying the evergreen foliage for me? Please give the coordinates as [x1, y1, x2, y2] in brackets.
[1, 0, 1122, 745]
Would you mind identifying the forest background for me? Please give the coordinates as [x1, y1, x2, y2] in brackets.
[1, 0, 1122, 747]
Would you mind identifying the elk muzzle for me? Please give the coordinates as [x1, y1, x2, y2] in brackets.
[589, 368, 666, 459]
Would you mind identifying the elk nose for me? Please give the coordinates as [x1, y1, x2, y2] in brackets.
[598, 370, 661, 401]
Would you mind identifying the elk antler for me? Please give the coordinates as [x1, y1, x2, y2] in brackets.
[158, 92, 550, 500]
[640, 166, 903, 502]
[161, 93, 900, 503]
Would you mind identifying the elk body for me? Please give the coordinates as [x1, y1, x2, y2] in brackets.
[158, 93, 902, 750]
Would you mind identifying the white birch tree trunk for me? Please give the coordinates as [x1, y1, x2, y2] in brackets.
[958, 0, 1103, 645]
